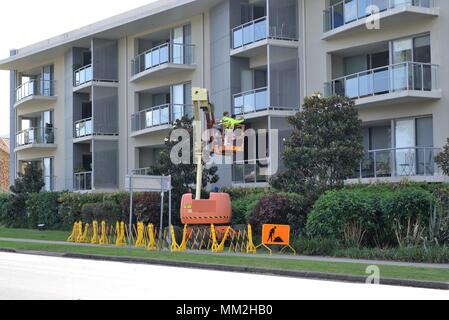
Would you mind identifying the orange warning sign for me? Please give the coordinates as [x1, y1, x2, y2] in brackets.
[262, 224, 291, 246]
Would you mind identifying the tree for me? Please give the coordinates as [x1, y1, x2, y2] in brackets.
[2, 162, 45, 228]
[146, 116, 219, 224]
[11, 162, 45, 194]
[435, 138, 449, 176]
[271, 94, 363, 195]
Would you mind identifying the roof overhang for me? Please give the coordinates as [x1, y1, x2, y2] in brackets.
[0, 0, 222, 71]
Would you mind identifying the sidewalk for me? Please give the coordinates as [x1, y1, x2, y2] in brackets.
[1, 236, 448, 270]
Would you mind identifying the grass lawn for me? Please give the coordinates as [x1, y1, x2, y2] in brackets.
[0, 227, 70, 242]
[0, 239, 448, 284]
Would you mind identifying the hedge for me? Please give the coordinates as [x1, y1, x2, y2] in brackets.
[306, 186, 433, 248]
[27, 192, 63, 230]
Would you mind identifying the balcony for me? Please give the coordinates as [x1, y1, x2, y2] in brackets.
[323, 0, 439, 40]
[73, 64, 93, 89]
[325, 62, 441, 107]
[233, 87, 297, 119]
[131, 103, 192, 136]
[74, 171, 92, 191]
[349, 146, 445, 182]
[132, 167, 152, 176]
[231, 17, 298, 57]
[15, 127, 56, 151]
[130, 43, 196, 83]
[74, 118, 93, 139]
[14, 80, 56, 109]
[233, 159, 270, 186]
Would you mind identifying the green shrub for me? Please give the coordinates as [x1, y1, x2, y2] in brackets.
[249, 193, 308, 235]
[26, 192, 63, 230]
[58, 193, 106, 229]
[293, 237, 339, 256]
[380, 186, 433, 247]
[306, 188, 384, 247]
[221, 187, 270, 201]
[306, 185, 433, 248]
[121, 193, 161, 225]
[0, 193, 12, 226]
[231, 192, 265, 225]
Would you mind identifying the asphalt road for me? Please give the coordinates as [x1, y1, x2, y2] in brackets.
[0, 252, 447, 300]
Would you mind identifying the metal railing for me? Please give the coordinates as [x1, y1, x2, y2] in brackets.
[232, 16, 298, 49]
[73, 64, 93, 87]
[74, 171, 93, 191]
[233, 159, 270, 184]
[233, 87, 297, 115]
[324, 0, 435, 32]
[131, 103, 193, 132]
[15, 79, 56, 102]
[351, 146, 441, 179]
[131, 42, 195, 76]
[132, 167, 152, 176]
[325, 62, 439, 100]
[16, 127, 56, 147]
[74, 118, 93, 138]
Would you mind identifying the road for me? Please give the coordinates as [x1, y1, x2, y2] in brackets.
[0, 252, 447, 300]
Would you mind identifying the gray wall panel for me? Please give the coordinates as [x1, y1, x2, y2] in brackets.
[92, 86, 118, 135]
[93, 140, 118, 189]
[92, 39, 118, 81]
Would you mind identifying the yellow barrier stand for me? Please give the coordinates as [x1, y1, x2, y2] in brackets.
[75, 222, 84, 243]
[210, 225, 230, 253]
[246, 225, 257, 255]
[115, 222, 126, 246]
[147, 224, 157, 251]
[170, 225, 188, 253]
[67, 222, 79, 242]
[135, 222, 146, 248]
[78, 223, 90, 243]
[99, 221, 109, 245]
[91, 221, 99, 244]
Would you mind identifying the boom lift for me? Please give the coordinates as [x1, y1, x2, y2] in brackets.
[180, 88, 235, 238]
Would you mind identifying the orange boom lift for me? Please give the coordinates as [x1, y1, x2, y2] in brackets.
[180, 88, 234, 238]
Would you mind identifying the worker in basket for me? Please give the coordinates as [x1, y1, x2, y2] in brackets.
[219, 112, 245, 147]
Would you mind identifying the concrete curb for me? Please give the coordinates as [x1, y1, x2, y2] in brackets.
[62, 252, 449, 291]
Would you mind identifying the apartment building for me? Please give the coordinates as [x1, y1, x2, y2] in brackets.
[0, 0, 447, 192]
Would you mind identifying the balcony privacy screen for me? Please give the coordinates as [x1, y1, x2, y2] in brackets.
[269, 46, 299, 109]
[93, 140, 118, 189]
[92, 86, 118, 135]
[268, 0, 298, 40]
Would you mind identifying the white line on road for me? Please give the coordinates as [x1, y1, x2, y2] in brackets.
[0, 252, 447, 300]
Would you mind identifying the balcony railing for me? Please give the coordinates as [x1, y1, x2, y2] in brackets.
[131, 42, 195, 76]
[16, 127, 56, 147]
[15, 79, 56, 102]
[233, 159, 270, 185]
[232, 16, 298, 49]
[132, 168, 152, 176]
[131, 103, 193, 132]
[74, 118, 93, 139]
[325, 62, 439, 100]
[233, 87, 297, 115]
[74, 171, 92, 191]
[324, 0, 435, 32]
[351, 146, 441, 179]
[73, 64, 93, 87]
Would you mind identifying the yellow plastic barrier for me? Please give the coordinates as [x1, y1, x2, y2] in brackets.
[211, 224, 230, 253]
[246, 225, 257, 255]
[78, 223, 90, 243]
[135, 222, 147, 248]
[67, 222, 79, 243]
[99, 221, 109, 245]
[91, 221, 99, 244]
[170, 225, 188, 253]
[147, 224, 157, 251]
[75, 222, 84, 243]
[115, 222, 126, 246]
